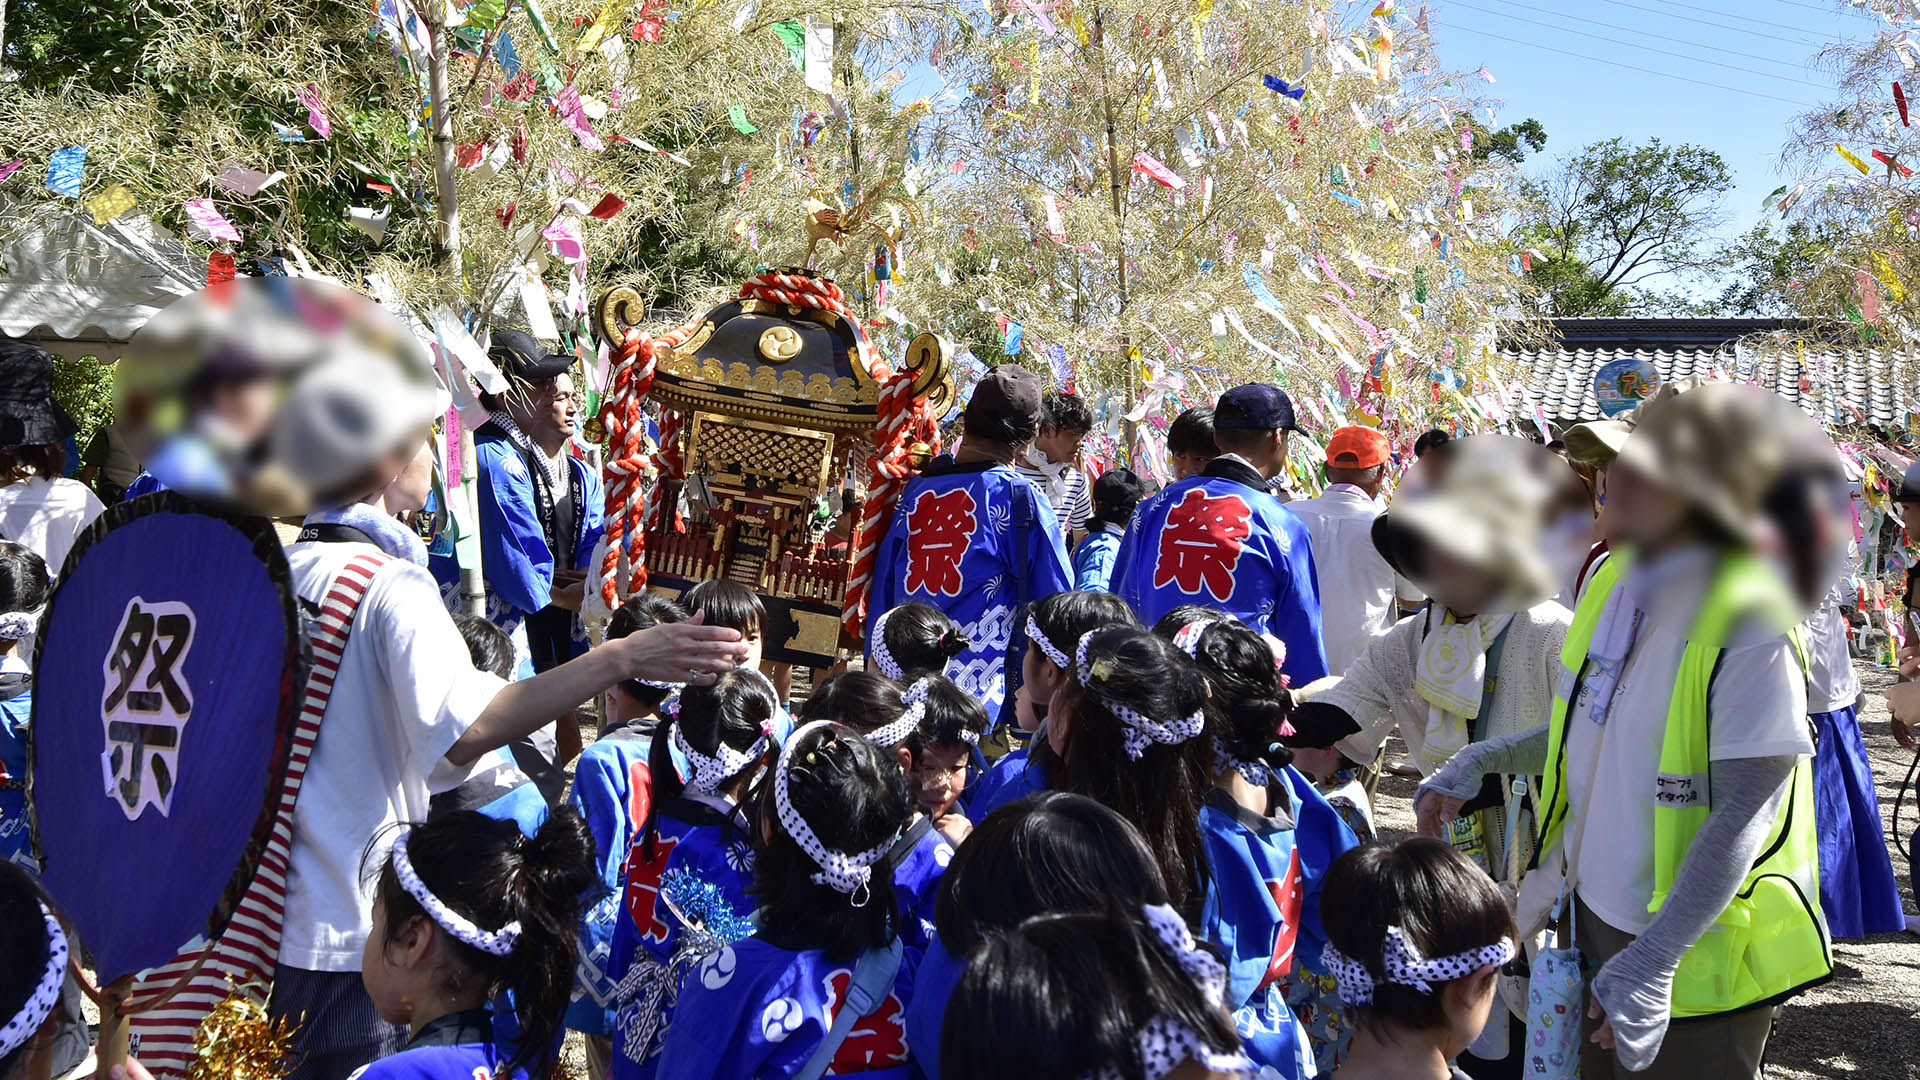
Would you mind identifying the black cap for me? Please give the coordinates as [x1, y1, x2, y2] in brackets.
[1214, 383, 1298, 433]
[488, 329, 573, 383]
[965, 364, 1044, 442]
[0, 339, 77, 447]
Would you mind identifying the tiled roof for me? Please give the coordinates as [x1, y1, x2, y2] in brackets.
[1503, 318, 1920, 430]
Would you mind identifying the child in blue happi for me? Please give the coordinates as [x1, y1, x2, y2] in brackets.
[968, 591, 1136, 818]
[1109, 384, 1329, 687]
[607, 668, 773, 1078]
[564, 594, 688, 1075]
[0, 543, 47, 869]
[797, 670, 977, 954]
[867, 365, 1071, 726]
[1072, 468, 1146, 592]
[904, 791, 1179, 1080]
[431, 615, 549, 837]
[656, 721, 918, 1079]
[354, 807, 597, 1080]
[1157, 608, 1359, 1077]
[681, 580, 796, 742]
[941, 910, 1259, 1080]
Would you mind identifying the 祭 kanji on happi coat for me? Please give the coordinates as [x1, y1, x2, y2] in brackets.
[6, 1, 1920, 1079]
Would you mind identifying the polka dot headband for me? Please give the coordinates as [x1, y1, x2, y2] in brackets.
[671, 720, 769, 796]
[0, 903, 68, 1060]
[864, 676, 931, 749]
[1079, 905, 1254, 1080]
[1074, 631, 1204, 760]
[868, 606, 904, 680]
[391, 830, 522, 956]
[1025, 614, 1070, 669]
[773, 720, 899, 904]
[0, 607, 40, 642]
[1321, 926, 1517, 1007]
[1212, 737, 1271, 787]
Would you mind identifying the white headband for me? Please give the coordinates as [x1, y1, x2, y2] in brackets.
[773, 720, 899, 903]
[391, 831, 522, 956]
[671, 721, 769, 796]
[1026, 614, 1070, 669]
[631, 674, 685, 690]
[865, 676, 931, 748]
[1171, 616, 1221, 658]
[869, 607, 904, 680]
[1074, 631, 1204, 760]
[0, 608, 41, 642]
[1321, 926, 1517, 1006]
[0, 903, 67, 1060]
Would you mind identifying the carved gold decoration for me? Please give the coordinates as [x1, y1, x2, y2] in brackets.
[593, 286, 647, 346]
[688, 412, 836, 502]
[758, 325, 803, 362]
[803, 177, 918, 268]
[784, 607, 843, 658]
[905, 332, 959, 416]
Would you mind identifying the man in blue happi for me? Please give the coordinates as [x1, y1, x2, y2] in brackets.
[433, 330, 603, 777]
[868, 365, 1071, 725]
[1111, 384, 1329, 685]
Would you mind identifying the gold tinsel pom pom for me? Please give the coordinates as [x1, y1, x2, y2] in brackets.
[186, 981, 300, 1080]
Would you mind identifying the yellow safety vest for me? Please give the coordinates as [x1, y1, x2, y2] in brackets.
[1536, 547, 1832, 1019]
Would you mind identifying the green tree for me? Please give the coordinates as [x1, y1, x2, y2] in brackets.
[1520, 137, 1733, 316]
[1469, 117, 1548, 165]
[1715, 220, 1845, 317]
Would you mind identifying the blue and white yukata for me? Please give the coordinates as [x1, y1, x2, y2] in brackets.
[868, 460, 1071, 726]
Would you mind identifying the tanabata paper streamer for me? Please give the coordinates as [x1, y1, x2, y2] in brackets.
[0, 160, 25, 182]
[1132, 151, 1186, 190]
[348, 206, 391, 243]
[184, 199, 242, 243]
[1004, 320, 1023, 355]
[1873, 150, 1914, 178]
[557, 85, 605, 151]
[216, 163, 287, 196]
[1898, 82, 1910, 127]
[728, 105, 758, 133]
[588, 193, 628, 219]
[208, 252, 238, 285]
[1837, 144, 1871, 174]
[1043, 193, 1066, 241]
[543, 218, 586, 262]
[1476, 66, 1495, 83]
[1263, 74, 1306, 99]
[296, 85, 331, 139]
[85, 185, 137, 226]
[46, 147, 86, 198]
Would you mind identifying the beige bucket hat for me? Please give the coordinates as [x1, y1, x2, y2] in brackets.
[1373, 435, 1565, 609]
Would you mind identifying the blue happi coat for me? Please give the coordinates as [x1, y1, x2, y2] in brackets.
[965, 745, 1049, 819]
[1200, 767, 1359, 1079]
[0, 664, 31, 868]
[566, 729, 657, 1036]
[868, 461, 1071, 723]
[888, 819, 954, 955]
[902, 939, 966, 1080]
[433, 430, 604, 642]
[1110, 457, 1329, 685]
[608, 795, 758, 1079]
[347, 1009, 526, 1080]
[656, 934, 919, 1080]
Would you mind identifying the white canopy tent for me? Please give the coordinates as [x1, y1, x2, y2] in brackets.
[0, 202, 205, 362]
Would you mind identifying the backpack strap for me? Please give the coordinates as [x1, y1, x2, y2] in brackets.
[884, 814, 936, 871]
[792, 937, 905, 1080]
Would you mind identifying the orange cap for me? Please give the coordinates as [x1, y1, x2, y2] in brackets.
[1325, 426, 1389, 469]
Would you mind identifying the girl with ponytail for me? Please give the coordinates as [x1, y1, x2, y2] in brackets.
[358, 807, 597, 1080]
[1155, 609, 1361, 1077]
[657, 721, 917, 1079]
[971, 590, 1137, 817]
[606, 668, 774, 1079]
[866, 603, 969, 682]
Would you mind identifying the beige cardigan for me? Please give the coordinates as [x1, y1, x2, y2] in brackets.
[1324, 599, 1571, 772]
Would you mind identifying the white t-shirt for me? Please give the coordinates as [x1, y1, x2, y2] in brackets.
[279, 541, 504, 971]
[1803, 584, 1861, 715]
[1015, 449, 1091, 535]
[1565, 552, 1813, 936]
[0, 476, 104, 576]
[1285, 484, 1404, 674]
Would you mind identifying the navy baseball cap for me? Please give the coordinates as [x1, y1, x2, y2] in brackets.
[1214, 383, 1298, 432]
[488, 329, 573, 382]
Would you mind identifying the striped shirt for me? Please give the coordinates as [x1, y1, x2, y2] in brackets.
[1016, 450, 1092, 535]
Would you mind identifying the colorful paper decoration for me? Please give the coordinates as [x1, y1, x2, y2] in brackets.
[46, 147, 86, 197]
[85, 185, 137, 225]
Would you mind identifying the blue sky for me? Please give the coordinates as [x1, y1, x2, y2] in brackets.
[1429, 0, 1885, 241]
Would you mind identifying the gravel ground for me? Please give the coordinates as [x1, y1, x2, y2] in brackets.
[1367, 661, 1920, 1079]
